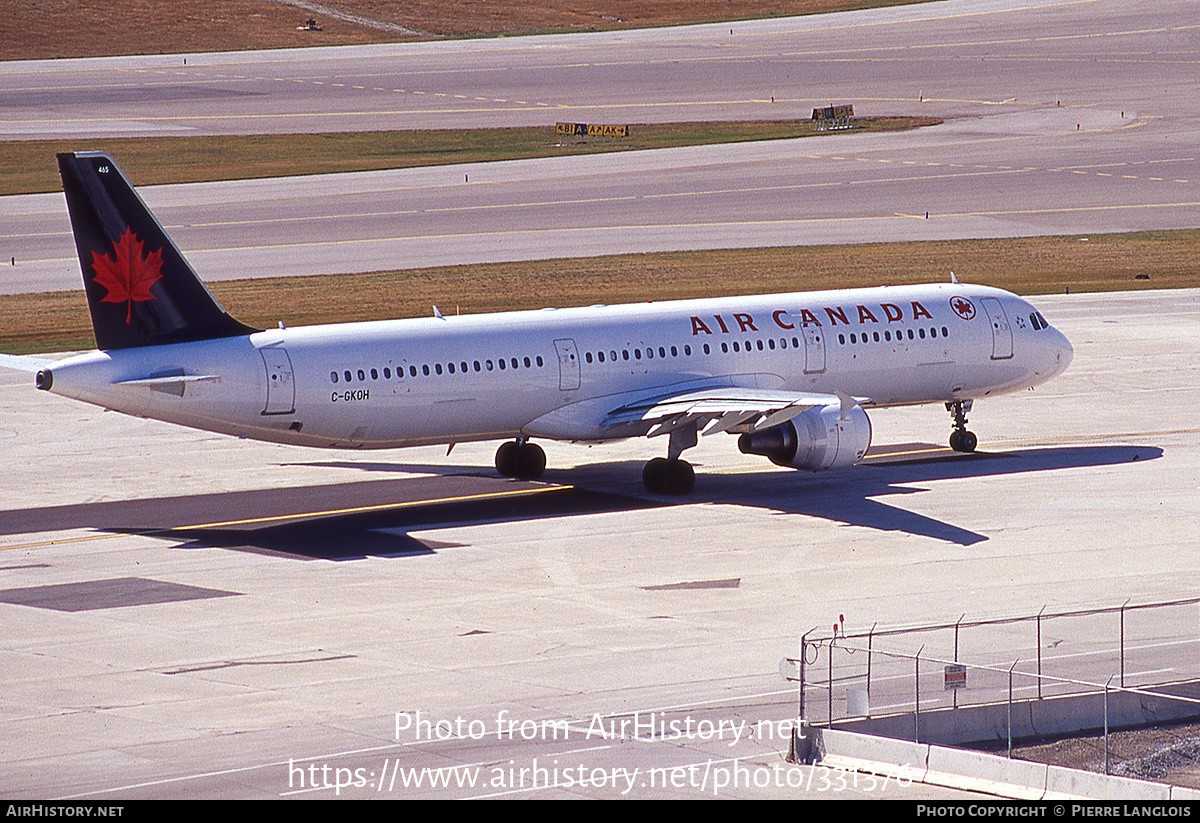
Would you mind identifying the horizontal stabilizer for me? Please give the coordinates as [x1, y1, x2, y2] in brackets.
[113, 371, 220, 397]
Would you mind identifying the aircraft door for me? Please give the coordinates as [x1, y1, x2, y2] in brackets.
[261, 348, 296, 414]
[553, 338, 581, 391]
[802, 324, 826, 374]
[981, 298, 1013, 360]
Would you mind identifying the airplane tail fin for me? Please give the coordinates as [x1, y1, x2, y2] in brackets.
[57, 152, 258, 350]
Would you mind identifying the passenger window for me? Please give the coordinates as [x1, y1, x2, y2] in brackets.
[331, 371, 338, 383]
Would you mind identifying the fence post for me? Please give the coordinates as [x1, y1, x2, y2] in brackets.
[1120, 599, 1130, 688]
[828, 634, 834, 726]
[1037, 605, 1045, 700]
[867, 623, 876, 698]
[915, 645, 924, 743]
[799, 628, 812, 722]
[1104, 675, 1113, 775]
[1008, 659, 1018, 758]
[954, 614, 964, 710]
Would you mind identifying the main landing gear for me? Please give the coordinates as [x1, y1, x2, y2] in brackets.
[495, 438, 546, 480]
[946, 400, 978, 453]
[642, 457, 695, 495]
[641, 420, 698, 495]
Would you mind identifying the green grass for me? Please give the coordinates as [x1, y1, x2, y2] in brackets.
[4, 230, 1197, 354]
[1, 118, 939, 196]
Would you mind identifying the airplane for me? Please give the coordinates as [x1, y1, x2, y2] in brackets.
[31, 151, 1073, 495]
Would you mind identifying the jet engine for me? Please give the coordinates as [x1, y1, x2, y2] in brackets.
[738, 404, 872, 471]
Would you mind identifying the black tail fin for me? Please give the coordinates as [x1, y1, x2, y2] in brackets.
[57, 152, 258, 350]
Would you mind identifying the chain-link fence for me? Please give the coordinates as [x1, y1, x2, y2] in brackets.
[786, 597, 1200, 748]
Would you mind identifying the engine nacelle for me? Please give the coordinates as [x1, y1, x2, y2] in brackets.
[738, 404, 872, 471]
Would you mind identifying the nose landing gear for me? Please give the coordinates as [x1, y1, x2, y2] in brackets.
[946, 400, 978, 453]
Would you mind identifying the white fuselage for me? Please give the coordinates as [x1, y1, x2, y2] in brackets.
[42, 283, 1072, 452]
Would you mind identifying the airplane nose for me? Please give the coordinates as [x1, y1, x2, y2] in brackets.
[1052, 330, 1073, 376]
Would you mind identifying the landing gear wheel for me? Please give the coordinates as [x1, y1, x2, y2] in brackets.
[512, 442, 546, 480]
[495, 441, 518, 476]
[949, 429, 977, 453]
[946, 400, 977, 453]
[495, 440, 546, 479]
[643, 457, 695, 495]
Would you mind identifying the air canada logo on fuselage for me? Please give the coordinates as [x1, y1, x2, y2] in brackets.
[949, 296, 976, 321]
[90, 227, 164, 324]
[688, 300, 934, 336]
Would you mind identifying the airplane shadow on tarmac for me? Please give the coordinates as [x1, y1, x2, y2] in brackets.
[102, 443, 1159, 559]
[0, 444, 1156, 560]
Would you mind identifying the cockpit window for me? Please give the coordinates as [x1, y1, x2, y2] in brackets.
[1030, 312, 1050, 331]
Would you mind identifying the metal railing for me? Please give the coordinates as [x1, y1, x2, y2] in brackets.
[784, 597, 1200, 769]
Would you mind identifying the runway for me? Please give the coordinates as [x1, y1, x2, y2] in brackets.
[3, 0, 1200, 291]
[1, 288, 1198, 797]
[2, 0, 1200, 799]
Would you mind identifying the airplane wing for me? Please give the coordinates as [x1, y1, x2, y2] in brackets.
[603, 386, 868, 439]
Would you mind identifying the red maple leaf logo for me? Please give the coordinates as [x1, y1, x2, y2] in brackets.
[949, 296, 976, 320]
[90, 228, 164, 324]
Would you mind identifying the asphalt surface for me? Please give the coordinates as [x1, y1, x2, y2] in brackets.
[1, 0, 1199, 799]
[1, 288, 1197, 798]
[2, 0, 1200, 291]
